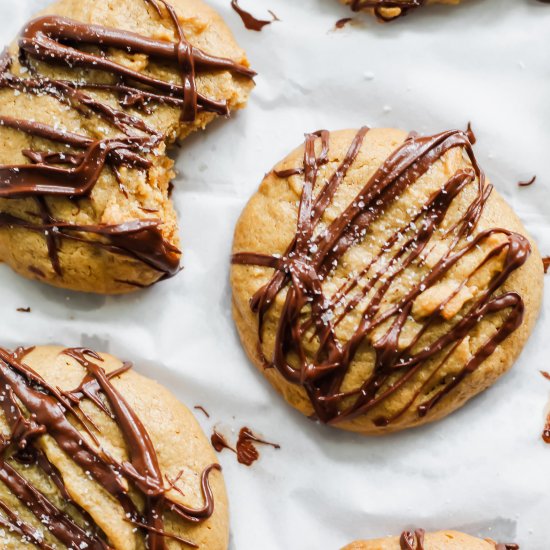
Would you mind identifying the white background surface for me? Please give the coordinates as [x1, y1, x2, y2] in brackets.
[0, 0, 549, 548]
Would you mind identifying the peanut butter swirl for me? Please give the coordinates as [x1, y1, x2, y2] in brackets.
[232, 128, 531, 426]
[0, 347, 219, 549]
[0, 0, 254, 281]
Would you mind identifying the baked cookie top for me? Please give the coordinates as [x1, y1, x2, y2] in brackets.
[343, 529, 516, 549]
[342, 0, 461, 22]
[231, 128, 543, 435]
[0, 345, 228, 549]
[0, 0, 254, 293]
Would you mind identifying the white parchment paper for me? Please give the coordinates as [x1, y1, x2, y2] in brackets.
[0, 0, 549, 548]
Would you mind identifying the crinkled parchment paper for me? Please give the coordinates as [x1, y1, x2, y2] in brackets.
[0, 0, 549, 548]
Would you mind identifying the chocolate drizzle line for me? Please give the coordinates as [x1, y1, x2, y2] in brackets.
[232, 128, 531, 427]
[230, 1, 279, 32]
[400, 529, 425, 550]
[0, 0, 254, 281]
[518, 175, 536, 187]
[0, 347, 220, 549]
[194, 405, 210, 418]
[350, 0, 426, 21]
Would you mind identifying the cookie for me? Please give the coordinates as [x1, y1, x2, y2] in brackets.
[0, 345, 228, 549]
[0, 0, 254, 293]
[341, 0, 462, 22]
[231, 128, 543, 435]
[343, 529, 513, 549]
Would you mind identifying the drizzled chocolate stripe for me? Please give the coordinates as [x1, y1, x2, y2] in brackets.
[0, 214, 181, 277]
[0, 347, 219, 549]
[350, 0, 426, 21]
[0, 0, 254, 282]
[232, 129, 530, 426]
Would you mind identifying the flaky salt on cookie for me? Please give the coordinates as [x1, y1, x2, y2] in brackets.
[231, 127, 543, 435]
[0, 0, 254, 293]
[0, 345, 228, 549]
[341, 0, 462, 22]
[343, 529, 517, 549]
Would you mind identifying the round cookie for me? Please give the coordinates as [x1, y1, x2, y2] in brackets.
[231, 127, 543, 435]
[0, 0, 254, 293]
[0, 345, 228, 549]
[341, 0, 462, 21]
[343, 529, 511, 549]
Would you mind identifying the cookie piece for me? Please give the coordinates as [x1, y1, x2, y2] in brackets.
[0, 0, 254, 293]
[0, 345, 228, 549]
[231, 128, 543, 435]
[342, 0, 462, 22]
[343, 529, 511, 549]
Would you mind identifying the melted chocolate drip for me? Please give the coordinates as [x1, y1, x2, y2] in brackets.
[210, 426, 279, 466]
[210, 430, 236, 454]
[350, 0, 426, 21]
[0, 347, 220, 549]
[495, 545, 519, 550]
[543, 257, 550, 274]
[0, 0, 254, 282]
[400, 529, 425, 550]
[230, 0, 278, 31]
[232, 128, 530, 427]
[235, 427, 280, 467]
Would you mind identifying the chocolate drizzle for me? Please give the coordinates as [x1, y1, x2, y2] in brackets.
[211, 426, 280, 466]
[335, 18, 354, 30]
[235, 427, 280, 466]
[230, 0, 279, 31]
[350, 0, 426, 21]
[400, 529, 425, 550]
[0, 0, 254, 283]
[518, 175, 536, 187]
[232, 128, 531, 427]
[211, 430, 235, 454]
[0, 347, 220, 549]
[543, 257, 550, 274]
